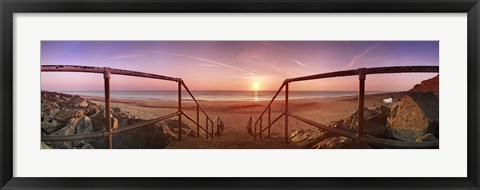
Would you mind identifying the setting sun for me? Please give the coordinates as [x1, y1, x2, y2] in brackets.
[252, 81, 260, 91]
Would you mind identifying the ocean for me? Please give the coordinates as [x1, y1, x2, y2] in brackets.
[59, 90, 389, 102]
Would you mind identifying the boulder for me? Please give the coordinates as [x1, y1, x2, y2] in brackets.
[312, 136, 354, 149]
[112, 121, 168, 149]
[41, 120, 65, 134]
[341, 106, 390, 138]
[387, 92, 439, 141]
[79, 100, 89, 107]
[76, 116, 93, 134]
[42, 107, 60, 123]
[290, 129, 328, 148]
[290, 130, 308, 142]
[416, 133, 439, 142]
[161, 119, 197, 139]
[44, 102, 60, 111]
[73, 116, 94, 148]
[81, 143, 95, 149]
[46, 121, 76, 149]
[86, 103, 101, 116]
[41, 142, 52, 149]
[53, 109, 78, 124]
[90, 109, 119, 132]
[40, 91, 171, 149]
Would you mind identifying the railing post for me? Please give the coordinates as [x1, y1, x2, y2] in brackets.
[196, 105, 200, 138]
[259, 117, 263, 140]
[211, 120, 214, 139]
[285, 80, 289, 143]
[357, 68, 366, 146]
[254, 122, 257, 140]
[178, 79, 182, 141]
[206, 119, 209, 139]
[268, 107, 271, 139]
[103, 68, 112, 149]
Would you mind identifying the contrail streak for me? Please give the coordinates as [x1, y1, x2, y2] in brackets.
[343, 42, 383, 70]
[288, 58, 308, 67]
[142, 50, 261, 76]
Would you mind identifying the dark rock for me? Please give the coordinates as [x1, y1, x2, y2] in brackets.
[86, 103, 101, 116]
[112, 107, 121, 113]
[46, 121, 76, 149]
[43, 102, 60, 111]
[290, 130, 308, 143]
[290, 129, 328, 148]
[161, 119, 197, 140]
[416, 133, 439, 142]
[90, 109, 119, 132]
[42, 107, 60, 123]
[76, 116, 93, 134]
[290, 130, 303, 139]
[41, 91, 169, 149]
[73, 116, 94, 148]
[363, 120, 388, 138]
[41, 120, 65, 134]
[41, 142, 52, 149]
[425, 120, 439, 139]
[341, 107, 389, 138]
[53, 109, 78, 124]
[112, 121, 168, 149]
[81, 143, 95, 149]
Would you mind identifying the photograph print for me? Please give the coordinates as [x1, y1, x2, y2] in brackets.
[40, 41, 439, 149]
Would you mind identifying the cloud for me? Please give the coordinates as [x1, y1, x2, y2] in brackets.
[109, 53, 145, 60]
[288, 58, 308, 67]
[343, 42, 383, 70]
[141, 50, 261, 76]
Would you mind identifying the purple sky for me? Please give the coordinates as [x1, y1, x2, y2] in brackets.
[41, 41, 439, 91]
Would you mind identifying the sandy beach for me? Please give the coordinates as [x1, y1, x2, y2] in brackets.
[81, 92, 406, 149]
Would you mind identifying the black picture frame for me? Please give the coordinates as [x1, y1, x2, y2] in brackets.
[1, 0, 479, 189]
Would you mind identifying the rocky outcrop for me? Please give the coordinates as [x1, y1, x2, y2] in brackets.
[387, 92, 439, 141]
[41, 91, 171, 149]
[290, 75, 439, 148]
[290, 129, 328, 148]
[409, 74, 439, 94]
[161, 119, 197, 139]
[335, 106, 392, 139]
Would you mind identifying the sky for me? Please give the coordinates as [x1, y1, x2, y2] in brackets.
[41, 41, 439, 91]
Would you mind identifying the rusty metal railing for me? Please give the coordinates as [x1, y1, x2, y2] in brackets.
[41, 65, 222, 148]
[250, 66, 439, 149]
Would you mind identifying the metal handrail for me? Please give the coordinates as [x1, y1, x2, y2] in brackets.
[41, 65, 222, 148]
[249, 66, 439, 149]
